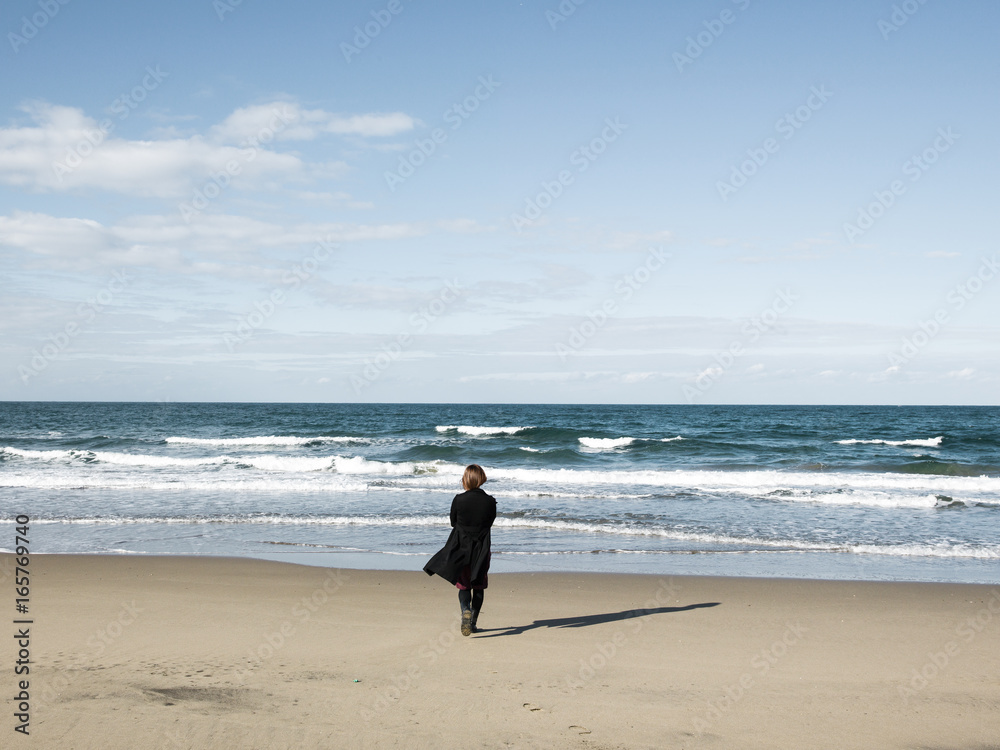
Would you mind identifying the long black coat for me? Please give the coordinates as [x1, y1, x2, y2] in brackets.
[423, 487, 497, 585]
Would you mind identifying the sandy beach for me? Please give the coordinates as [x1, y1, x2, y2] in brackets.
[5, 554, 999, 749]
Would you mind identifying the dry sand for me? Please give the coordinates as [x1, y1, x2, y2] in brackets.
[4, 553, 999, 749]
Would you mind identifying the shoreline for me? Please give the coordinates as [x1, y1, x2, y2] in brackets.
[6, 554, 1000, 748]
[19, 545, 998, 586]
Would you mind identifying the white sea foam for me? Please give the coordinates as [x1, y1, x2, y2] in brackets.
[505, 466, 996, 508]
[89, 451, 230, 468]
[577, 436, 681, 449]
[330, 455, 461, 476]
[486, 465, 1000, 497]
[578, 437, 636, 450]
[1, 446, 462, 477]
[849, 542, 1000, 559]
[239, 455, 335, 472]
[500, 489, 654, 500]
[2, 447, 333, 472]
[22, 514, 995, 559]
[0, 474, 371, 492]
[498, 544, 1000, 559]
[835, 436, 943, 447]
[519, 447, 541, 452]
[435, 425, 528, 436]
[4, 444, 997, 507]
[26, 514, 453, 527]
[165, 435, 364, 447]
[500, 518, 999, 558]
[1, 446, 76, 461]
[490, 517, 827, 546]
[772, 490, 950, 510]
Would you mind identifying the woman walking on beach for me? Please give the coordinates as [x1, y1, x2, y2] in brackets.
[423, 464, 496, 636]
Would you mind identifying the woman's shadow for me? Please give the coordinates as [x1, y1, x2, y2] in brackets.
[475, 601, 720, 637]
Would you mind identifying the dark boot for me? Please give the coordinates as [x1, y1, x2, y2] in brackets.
[470, 589, 484, 633]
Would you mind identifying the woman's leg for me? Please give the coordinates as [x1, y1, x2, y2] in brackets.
[459, 588, 474, 636]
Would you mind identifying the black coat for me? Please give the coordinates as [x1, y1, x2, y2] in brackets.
[423, 487, 497, 585]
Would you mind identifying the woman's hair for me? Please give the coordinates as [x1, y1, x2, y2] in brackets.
[462, 464, 487, 491]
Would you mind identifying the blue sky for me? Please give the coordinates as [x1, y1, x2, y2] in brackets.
[1, 0, 998, 404]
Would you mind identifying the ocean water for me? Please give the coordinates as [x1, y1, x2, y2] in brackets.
[0, 402, 997, 583]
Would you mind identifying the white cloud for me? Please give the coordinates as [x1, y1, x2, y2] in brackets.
[605, 229, 674, 251]
[294, 190, 352, 202]
[435, 218, 494, 234]
[694, 366, 723, 381]
[0, 210, 436, 273]
[459, 370, 680, 384]
[869, 365, 900, 382]
[0, 102, 304, 197]
[786, 236, 835, 252]
[210, 102, 417, 143]
[0, 100, 415, 197]
[946, 367, 975, 379]
[290, 190, 374, 210]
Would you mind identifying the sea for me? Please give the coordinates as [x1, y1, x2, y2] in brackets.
[0, 402, 997, 584]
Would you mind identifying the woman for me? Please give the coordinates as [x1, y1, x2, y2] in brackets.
[423, 464, 497, 636]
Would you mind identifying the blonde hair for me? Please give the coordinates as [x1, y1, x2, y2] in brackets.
[462, 464, 487, 491]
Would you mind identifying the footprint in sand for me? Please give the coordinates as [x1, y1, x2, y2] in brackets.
[569, 725, 591, 735]
[523, 703, 543, 712]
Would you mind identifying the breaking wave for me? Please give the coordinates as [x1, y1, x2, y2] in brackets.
[836, 436, 943, 448]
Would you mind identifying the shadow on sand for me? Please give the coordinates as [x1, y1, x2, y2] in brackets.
[474, 602, 720, 638]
